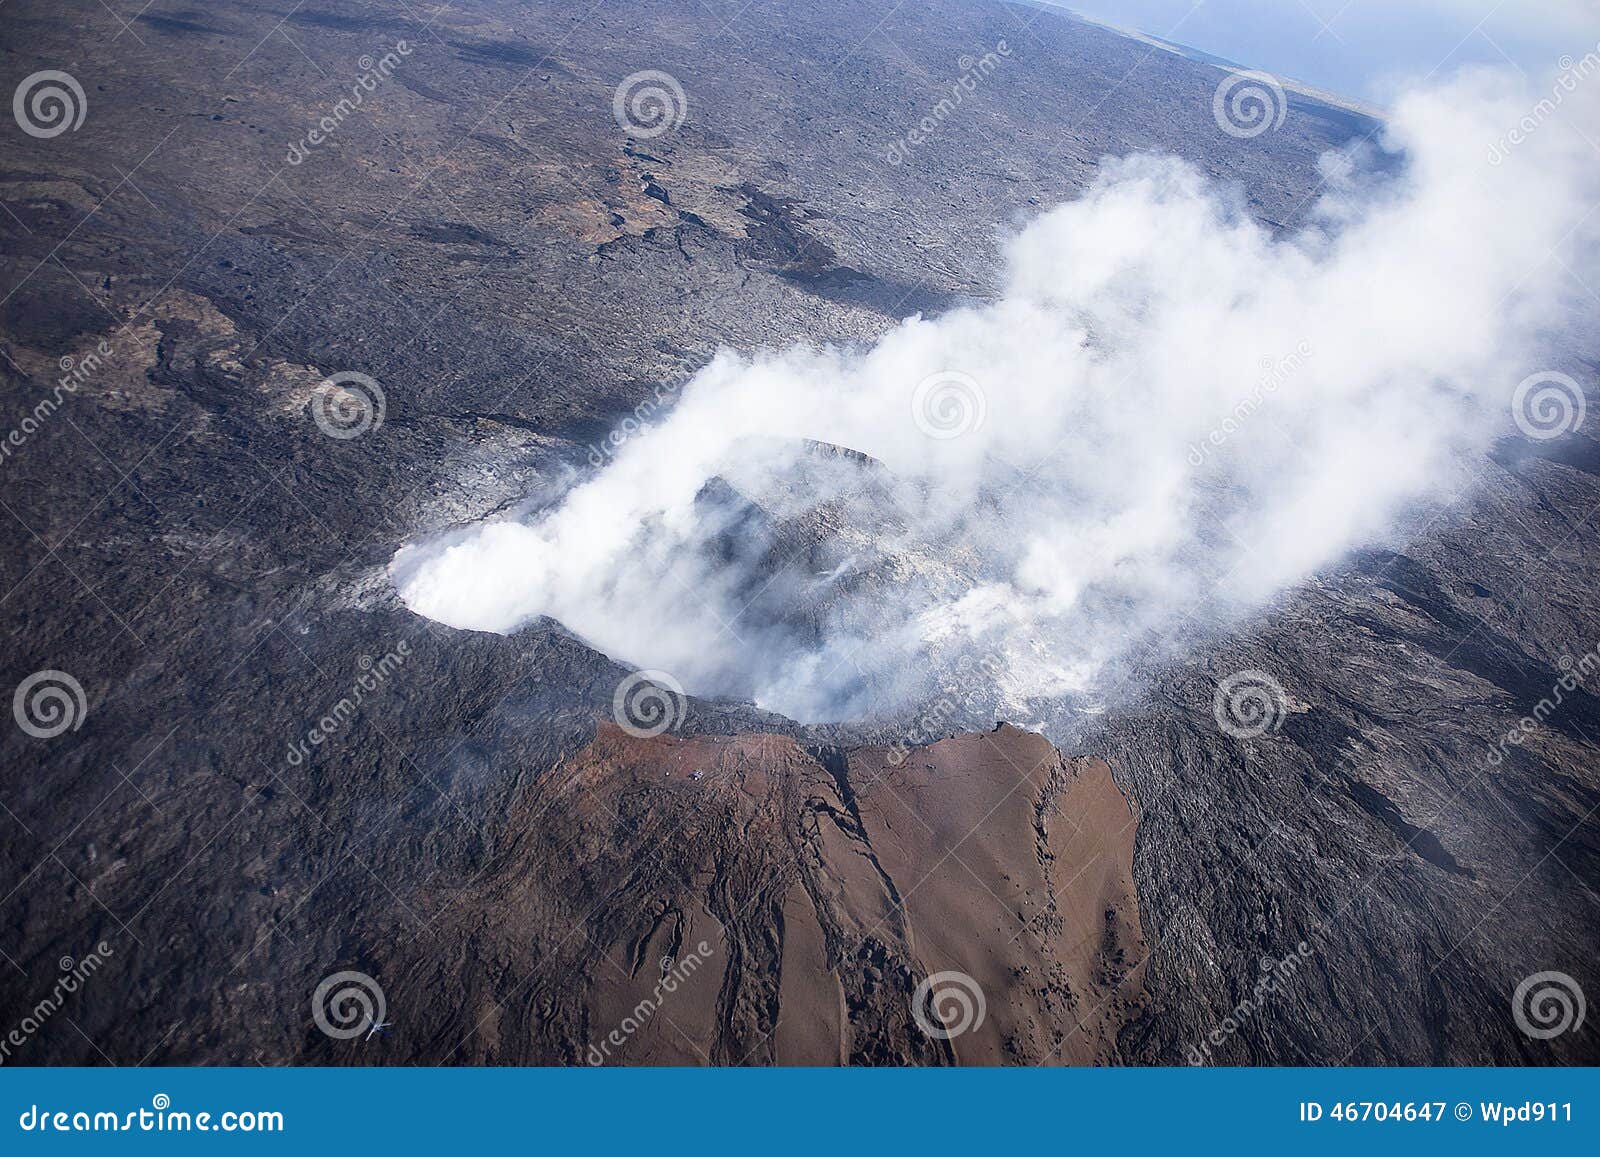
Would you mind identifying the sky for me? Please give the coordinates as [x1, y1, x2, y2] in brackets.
[1051, 0, 1600, 105]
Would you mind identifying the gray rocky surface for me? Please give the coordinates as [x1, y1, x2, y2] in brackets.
[0, 0, 1595, 1064]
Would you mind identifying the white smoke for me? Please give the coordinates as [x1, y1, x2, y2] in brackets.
[392, 68, 1599, 723]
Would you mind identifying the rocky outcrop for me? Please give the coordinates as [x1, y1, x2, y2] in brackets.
[394, 722, 1144, 1065]
[0, 0, 1594, 1067]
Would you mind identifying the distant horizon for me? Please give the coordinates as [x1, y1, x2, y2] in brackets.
[1036, 0, 1598, 105]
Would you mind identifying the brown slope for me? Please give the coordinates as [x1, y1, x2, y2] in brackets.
[420, 721, 1145, 1064]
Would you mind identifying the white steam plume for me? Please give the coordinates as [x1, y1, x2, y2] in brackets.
[392, 69, 1599, 723]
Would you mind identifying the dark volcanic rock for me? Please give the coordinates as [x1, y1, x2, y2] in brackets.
[0, 0, 1595, 1067]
